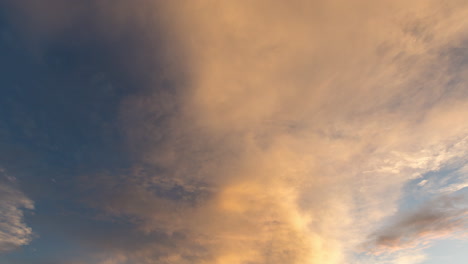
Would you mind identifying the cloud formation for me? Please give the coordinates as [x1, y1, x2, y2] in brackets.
[367, 194, 468, 253]
[83, 1, 468, 263]
[0, 169, 34, 252]
[1, 0, 468, 264]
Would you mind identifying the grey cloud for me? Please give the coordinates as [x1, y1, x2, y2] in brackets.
[81, 1, 468, 263]
[80, 169, 212, 229]
[366, 194, 467, 253]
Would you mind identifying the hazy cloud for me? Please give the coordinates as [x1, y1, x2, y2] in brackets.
[366, 194, 467, 254]
[87, 1, 468, 263]
[1, 0, 468, 263]
[0, 169, 34, 252]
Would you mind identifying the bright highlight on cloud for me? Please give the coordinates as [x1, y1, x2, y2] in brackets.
[1, 0, 468, 264]
[88, 1, 468, 263]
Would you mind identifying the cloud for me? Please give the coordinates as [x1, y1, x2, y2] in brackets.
[0, 169, 34, 253]
[82, 3, 468, 264]
[366, 194, 468, 254]
[82, 1, 468, 263]
[3, 0, 468, 263]
[428, 163, 468, 195]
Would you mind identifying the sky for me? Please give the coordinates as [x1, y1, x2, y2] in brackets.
[0, 0, 467, 263]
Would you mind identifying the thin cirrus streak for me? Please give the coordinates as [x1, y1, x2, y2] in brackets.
[1, 0, 468, 264]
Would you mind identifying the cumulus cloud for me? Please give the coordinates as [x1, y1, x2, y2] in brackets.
[0, 169, 34, 252]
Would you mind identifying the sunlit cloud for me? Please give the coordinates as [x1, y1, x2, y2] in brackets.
[91, 1, 468, 263]
[365, 194, 467, 254]
[1, 0, 468, 263]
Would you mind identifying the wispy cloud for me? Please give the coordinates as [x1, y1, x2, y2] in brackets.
[365, 194, 467, 254]
[0, 169, 34, 252]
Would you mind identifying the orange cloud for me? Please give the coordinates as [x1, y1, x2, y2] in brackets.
[11, 0, 465, 263]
